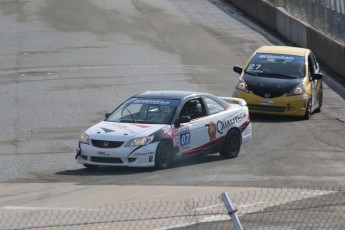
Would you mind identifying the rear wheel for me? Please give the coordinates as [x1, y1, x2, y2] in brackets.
[155, 140, 173, 169]
[220, 129, 241, 159]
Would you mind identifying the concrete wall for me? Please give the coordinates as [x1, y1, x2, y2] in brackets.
[276, 7, 308, 48]
[307, 26, 345, 77]
[229, 0, 276, 30]
[227, 0, 345, 78]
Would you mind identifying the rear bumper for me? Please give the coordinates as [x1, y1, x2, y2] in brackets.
[241, 122, 252, 144]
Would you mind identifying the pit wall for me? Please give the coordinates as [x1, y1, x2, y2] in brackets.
[227, 0, 345, 78]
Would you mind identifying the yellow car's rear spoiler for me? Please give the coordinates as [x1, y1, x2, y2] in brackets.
[219, 97, 247, 106]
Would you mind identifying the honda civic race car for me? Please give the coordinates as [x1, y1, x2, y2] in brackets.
[232, 46, 323, 119]
[75, 91, 252, 169]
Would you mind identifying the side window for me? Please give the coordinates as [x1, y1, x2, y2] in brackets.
[308, 54, 316, 80]
[179, 98, 206, 120]
[308, 53, 319, 80]
[205, 97, 225, 115]
[310, 52, 319, 73]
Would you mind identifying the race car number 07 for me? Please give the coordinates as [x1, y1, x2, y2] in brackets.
[180, 131, 190, 146]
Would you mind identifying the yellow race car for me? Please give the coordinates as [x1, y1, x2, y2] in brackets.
[232, 46, 323, 119]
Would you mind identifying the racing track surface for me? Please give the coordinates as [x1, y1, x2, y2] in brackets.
[0, 0, 345, 191]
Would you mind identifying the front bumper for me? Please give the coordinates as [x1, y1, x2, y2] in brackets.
[233, 90, 309, 117]
[76, 141, 159, 167]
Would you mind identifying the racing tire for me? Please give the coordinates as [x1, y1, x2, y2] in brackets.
[220, 129, 241, 159]
[315, 92, 322, 113]
[155, 140, 173, 170]
[303, 98, 312, 120]
[83, 164, 99, 170]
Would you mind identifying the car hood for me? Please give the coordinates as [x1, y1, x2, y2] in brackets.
[243, 74, 302, 98]
[85, 121, 168, 142]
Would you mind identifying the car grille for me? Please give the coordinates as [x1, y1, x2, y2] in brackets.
[248, 104, 286, 113]
[91, 139, 124, 148]
[91, 156, 123, 164]
[251, 90, 285, 98]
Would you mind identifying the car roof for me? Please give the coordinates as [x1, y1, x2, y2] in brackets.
[134, 91, 208, 100]
[255, 46, 310, 56]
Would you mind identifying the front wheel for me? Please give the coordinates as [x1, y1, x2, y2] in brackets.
[220, 129, 241, 159]
[155, 140, 173, 170]
[315, 91, 323, 113]
[303, 98, 312, 120]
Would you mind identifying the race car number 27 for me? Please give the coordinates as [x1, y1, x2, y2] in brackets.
[180, 130, 190, 146]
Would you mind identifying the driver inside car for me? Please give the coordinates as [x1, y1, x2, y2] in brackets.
[180, 101, 198, 119]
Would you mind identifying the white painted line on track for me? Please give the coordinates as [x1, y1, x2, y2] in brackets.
[238, 201, 265, 208]
[195, 203, 223, 211]
[0, 206, 99, 211]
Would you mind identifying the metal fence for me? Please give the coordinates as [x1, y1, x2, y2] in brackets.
[1, 187, 344, 230]
[267, 0, 345, 44]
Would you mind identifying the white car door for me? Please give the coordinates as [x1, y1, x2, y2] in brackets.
[177, 98, 210, 157]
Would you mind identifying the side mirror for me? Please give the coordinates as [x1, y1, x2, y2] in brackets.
[105, 113, 111, 118]
[233, 66, 243, 75]
[312, 72, 323, 80]
[174, 116, 191, 128]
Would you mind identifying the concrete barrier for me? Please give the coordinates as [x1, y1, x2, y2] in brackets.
[229, 0, 276, 30]
[276, 7, 308, 48]
[227, 0, 345, 78]
[307, 26, 345, 78]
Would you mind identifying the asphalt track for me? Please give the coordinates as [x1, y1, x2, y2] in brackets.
[0, 0, 345, 226]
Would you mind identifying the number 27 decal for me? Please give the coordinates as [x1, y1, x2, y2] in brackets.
[247, 64, 262, 70]
[180, 130, 190, 146]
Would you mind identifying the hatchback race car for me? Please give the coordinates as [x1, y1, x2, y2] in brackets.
[75, 91, 252, 169]
[232, 46, 323, 119]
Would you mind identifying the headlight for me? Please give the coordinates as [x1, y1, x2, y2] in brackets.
[125, 135, 154, 147]
[236, 79, 249, 93]
[79, 132, 90, 144]
[288, 83, 305, 96]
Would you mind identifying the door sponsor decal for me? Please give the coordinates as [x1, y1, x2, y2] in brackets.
[207, 122, 217, 141]
[217, 112, 247, 134]
[180, 130, 190, 147]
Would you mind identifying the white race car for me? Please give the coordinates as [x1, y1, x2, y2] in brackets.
[76, 91, 252, 169]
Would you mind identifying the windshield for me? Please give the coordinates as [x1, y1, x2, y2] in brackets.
[105, 97, 180, 124]
[245, 53, 306, 79]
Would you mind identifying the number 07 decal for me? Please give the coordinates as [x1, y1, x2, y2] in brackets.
[180, 130, 190, 146]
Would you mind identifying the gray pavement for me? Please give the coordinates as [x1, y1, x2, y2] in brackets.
[0, 183, 255, 207]
[0, 1, 345, 229]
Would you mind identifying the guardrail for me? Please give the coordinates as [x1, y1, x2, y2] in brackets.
[267, 0, 345, 44]
[227, 0, 345, 81]
[1, 187, 344, 229]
